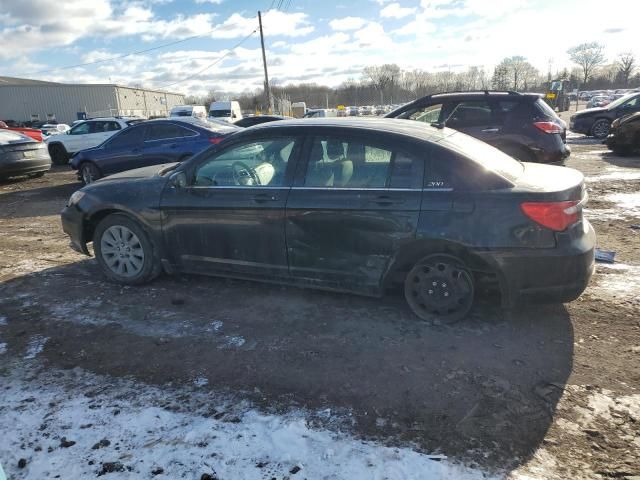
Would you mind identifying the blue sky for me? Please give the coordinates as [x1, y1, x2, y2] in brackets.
[1, 0, 638, 96]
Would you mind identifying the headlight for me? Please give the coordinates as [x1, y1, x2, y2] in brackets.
[67, 190, 85, 207]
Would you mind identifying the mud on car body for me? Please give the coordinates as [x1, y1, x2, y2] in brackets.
[61, 118, 595, 322]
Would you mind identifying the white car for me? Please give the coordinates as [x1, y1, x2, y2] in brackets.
[45, 117, 144, 165]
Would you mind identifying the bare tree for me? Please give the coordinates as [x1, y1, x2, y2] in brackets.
[493, 56, 539, 91]
[363, 64, 401, 104]
[616, 52, 636, 86]
[492, 64, 510, 90]
[567, 42, 606, 84]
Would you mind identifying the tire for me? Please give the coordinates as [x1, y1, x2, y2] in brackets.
[48, 144, 69, 165]
[93, 213, 161, 285]
[591, 119, 611, 139]
[80, 162, 102, 185]
[404, 254, 475, 323]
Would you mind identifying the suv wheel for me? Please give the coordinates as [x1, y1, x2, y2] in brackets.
[404, 254, 475, 323]
[93, 214, 160, 285]
[80, 162, 102, 185]
[48, 144, 68, 165]
[591, 119, 611, 139]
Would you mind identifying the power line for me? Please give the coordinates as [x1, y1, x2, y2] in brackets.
[157, 28, 258, 90]
[22, 25, 230, 76]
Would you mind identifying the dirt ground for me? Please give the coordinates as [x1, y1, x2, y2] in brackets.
[0, 131, 639, 479]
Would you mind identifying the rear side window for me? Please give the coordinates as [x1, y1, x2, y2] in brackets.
[445, 100, 492, 128]
[145, 124, 190, 141]
[303, 136, 423, 189]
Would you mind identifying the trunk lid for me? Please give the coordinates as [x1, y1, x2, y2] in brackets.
[512, 163, 584, 201]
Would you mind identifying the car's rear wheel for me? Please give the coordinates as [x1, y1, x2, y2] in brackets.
[48, 144, 68, 165]
[93, 214, 160, 285]
[80, 162, 102, 185]
[404, 254, 475, 323]
[591, 119, 611, 139]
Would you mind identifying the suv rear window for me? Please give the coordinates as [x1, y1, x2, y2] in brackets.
[442, 132, 523, 182]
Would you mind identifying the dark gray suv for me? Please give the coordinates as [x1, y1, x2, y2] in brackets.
[386, 91, 571, 165]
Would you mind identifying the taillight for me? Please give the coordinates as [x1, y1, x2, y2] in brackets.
[521, 201, 580, 231]
[533, 121, 564, 134]
[208, 136, 224, 144]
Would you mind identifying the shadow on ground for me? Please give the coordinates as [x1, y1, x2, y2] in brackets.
[0, 260, 574, 470]
[0, 181, 80, 218]
[601, 151, 640, 168]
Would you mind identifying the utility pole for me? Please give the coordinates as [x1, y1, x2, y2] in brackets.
[258, 11, 272, 114]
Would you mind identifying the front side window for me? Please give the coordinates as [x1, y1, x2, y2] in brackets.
[105, 121, 121, 132]
[70, 122, 90, 135]
[397, 103, 443, 123]
[194, 137, 295, 187]
[106, 126, 143, 149]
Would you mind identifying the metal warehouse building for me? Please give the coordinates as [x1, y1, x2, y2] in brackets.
[0, 76, 185, 124]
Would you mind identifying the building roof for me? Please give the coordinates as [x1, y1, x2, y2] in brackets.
[0, 76, 183, 96]
[0, 76, 61, 86]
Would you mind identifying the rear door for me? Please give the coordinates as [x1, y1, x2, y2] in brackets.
[285, 131, 425, 291]
[142, 123, 197, 168]
[443, 99, 502, 144]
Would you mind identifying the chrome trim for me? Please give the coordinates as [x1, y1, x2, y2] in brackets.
[189, 185, 287, 190]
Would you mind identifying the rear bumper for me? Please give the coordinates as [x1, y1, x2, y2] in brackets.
[61, 205, 90, 255]
[0, 158, 51, 178]
[478, 220, 596, 307]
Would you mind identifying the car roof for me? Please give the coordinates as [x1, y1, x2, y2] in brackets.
[246, 117, 454, 142]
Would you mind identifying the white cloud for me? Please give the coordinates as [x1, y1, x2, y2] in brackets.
[329, 16, 367, 31]
[380, 3, 417, 19]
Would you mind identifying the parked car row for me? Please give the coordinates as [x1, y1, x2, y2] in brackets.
[570, 92, 640, 138]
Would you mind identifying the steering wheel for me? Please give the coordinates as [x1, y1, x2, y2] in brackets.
[231, 161, 260, 186]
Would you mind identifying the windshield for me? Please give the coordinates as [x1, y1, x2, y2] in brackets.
[209, 109, 231, 118]
[443, 131, 523, 182]
[607, 93, 639, 110]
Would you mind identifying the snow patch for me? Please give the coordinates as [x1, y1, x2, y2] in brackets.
[193, 377, 209, 387]
[23, 335, 48, 359]
[220, 335, 246, 348]
[585, 170, 640, 182]
[0, 367, 495, 480]
[0, 316, 7, 326]
[0, 342, 7, 355]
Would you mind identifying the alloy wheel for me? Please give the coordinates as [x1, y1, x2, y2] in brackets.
[100, 225, 145, 278]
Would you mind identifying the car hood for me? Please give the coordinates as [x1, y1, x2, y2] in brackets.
[96, 163, 179, 182]
[618, 112, 640, 125]
[575, 107, 607, 117]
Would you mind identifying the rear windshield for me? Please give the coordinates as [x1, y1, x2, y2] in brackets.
[209, 109, 231, 118]
[534, 99, 561, 119]
[442, 132, 523, 182]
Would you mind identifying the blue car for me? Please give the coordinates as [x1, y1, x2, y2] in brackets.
[71, 118, 239, 185]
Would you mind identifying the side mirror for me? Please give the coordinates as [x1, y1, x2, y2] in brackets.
[170, 171, 188, 189]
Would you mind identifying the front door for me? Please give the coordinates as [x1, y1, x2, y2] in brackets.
[98, 125, 144, 176]
[285, 133, 425, 292]
[160, 135, 299, 278]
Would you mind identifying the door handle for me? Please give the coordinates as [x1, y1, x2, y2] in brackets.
[370, 195, 405, 207]
[252, 193, 277, 203]
[481, 128, 500, 133]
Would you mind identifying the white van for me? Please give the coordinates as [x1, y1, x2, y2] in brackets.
[169, 105, 207, 119]
[303, 108, 338, 118]
[208, 101, 243, 123]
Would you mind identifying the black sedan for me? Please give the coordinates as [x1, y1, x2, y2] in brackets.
[570, 93, 640, 138]
[71, 118, 239, 185]
[61, 118, 595, 322]
[234, 115, 289, 128]
[0, 130, 51, 180]
[605, 112, 640, 155]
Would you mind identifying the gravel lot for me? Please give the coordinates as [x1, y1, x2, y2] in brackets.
[0, 132, 639, 479]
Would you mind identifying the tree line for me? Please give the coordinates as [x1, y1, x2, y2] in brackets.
[186, 43, 638, 112]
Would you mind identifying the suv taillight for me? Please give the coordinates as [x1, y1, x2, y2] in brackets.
[521, 201, 580, 231]
[533, 121, 564, 134]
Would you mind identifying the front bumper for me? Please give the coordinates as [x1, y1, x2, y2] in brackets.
[569, 118, 593, 135]
[61, 205, 90, 255]
[478, 220, 596, 307]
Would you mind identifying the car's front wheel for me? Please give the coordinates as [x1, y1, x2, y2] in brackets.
[48, 144, 69, 165]
[591, 119, 611, 139]
[80, 162, 102, 185]
[93, 214, 160, 285]
[404, 254, 475, 323]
